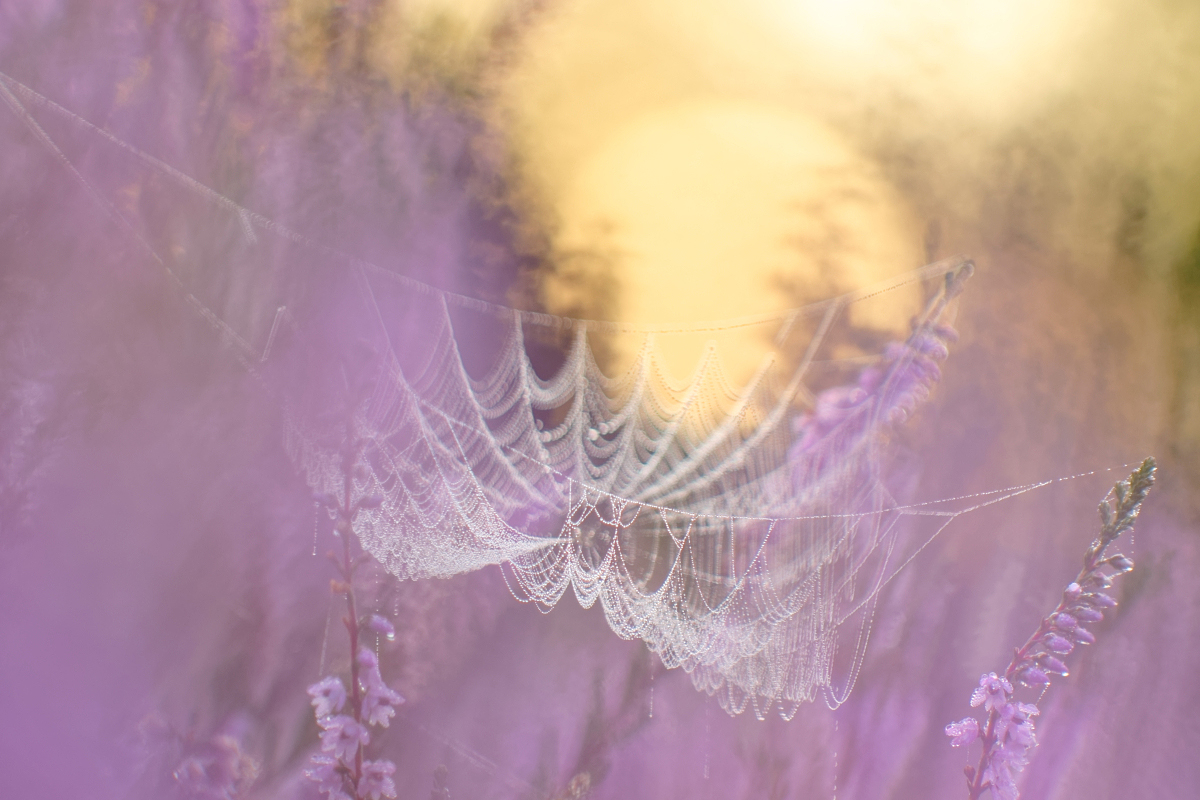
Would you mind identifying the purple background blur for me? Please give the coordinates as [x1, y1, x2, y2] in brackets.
[2, 2, 1199, 799]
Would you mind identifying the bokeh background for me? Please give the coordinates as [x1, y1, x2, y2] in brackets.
[2, 1, 1199, 798]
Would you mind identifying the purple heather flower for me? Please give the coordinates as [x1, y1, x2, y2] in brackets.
[787, 320, 956, 462]
[363, 681, 406, 728]
[357, 646, 405, 727]
[358, 759, 398, 800]
[1005, 715, 1038, 750]
[945, 717, 980, 747]
[983, 755, 1022, 800]
[308, 676, 348, 719]
[909, 331, 950, 359]
[994, 701, 1040, 746]
[818, 386, 867, 418]
[1073, 606, 1104, 623]
[1014, 701, 1040, 718]
[318, 715, 370, 762]
[970, 672, 1012, 713]
[983, 704, 1039, 800]
[1064, 582, 1082, 599]
[304, 754, 352, 800]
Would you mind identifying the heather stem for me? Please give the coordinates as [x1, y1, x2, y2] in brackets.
[337, 422, 366, 797]
[341, 511, 364, 788]
[968, 709, 999, 799]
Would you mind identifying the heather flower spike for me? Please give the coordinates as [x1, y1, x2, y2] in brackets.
[948, 457, 1155, 800]
[303, 433, 409, 800]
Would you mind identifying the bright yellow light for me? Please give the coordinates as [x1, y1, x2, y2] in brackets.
[551, 99, 922, 384]
[756, 0, 1091, 119]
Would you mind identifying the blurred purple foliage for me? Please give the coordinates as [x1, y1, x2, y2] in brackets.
[1, 3, 1199, 800]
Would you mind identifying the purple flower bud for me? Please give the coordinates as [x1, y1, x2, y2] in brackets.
[1107, 554, 1134, 573]
[1038, 655, 1070, 676]
[1082, 572, 1114, 590]
[1043, 634, 1074, 654]
[1072, 627, 1096, 644]
[1052, 612, 1077, 630]
[357, 494, 384, 511]
[368, 614, 396, 641]
[1085, 592, 1117, 608]
[1073, 606, 1104, 623]
[1064, 582, 1082, 599]
[934, 323, 959, 343]
[1017, 666, 1050, 686]
[357, 647, 379, 671]
[1099, 497, 1115, 526]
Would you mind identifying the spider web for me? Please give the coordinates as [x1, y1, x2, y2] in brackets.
[2, 71, 1010, 718]
[282, 256, 972, 718]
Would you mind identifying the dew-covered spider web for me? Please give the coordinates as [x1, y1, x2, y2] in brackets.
[282, 256, 974, 719]
[2, 70, 1061, 720]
